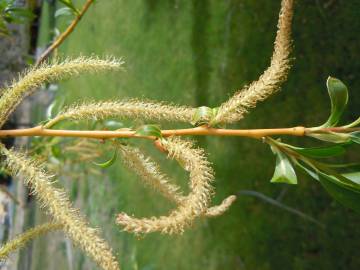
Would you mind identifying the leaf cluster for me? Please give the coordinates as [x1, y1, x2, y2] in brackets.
[268, 78, 360, 213]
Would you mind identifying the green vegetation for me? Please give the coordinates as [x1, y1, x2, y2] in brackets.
[0, 0, 34, 36]
[32, 0, 360, 269]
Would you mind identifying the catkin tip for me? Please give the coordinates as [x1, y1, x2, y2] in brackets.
[206, 195, 237, 217]
[213, 0, 294, 125]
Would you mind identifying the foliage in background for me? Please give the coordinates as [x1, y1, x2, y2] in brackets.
[0, 0, 34, 36]
[0, 0, 360, 270]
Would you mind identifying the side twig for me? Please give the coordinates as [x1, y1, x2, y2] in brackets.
[35, 0, 95, 66]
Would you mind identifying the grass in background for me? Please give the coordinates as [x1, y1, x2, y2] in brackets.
[32, 0, 360, 269]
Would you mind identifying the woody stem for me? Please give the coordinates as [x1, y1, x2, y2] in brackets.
[0, 126, 358, 140]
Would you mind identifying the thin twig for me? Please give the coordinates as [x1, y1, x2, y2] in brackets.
[238, 190, 325, 228]
[0, 126, 358, 140]
[35, 0, 95, 66]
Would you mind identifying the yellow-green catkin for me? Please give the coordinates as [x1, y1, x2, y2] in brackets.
[46, 99, 196, 128]
[117, 143, 236, 217]
[212, 0, 294, 125]
[116, 138, 214, 234]
[117, 144, 185, 204]
[0, 145, 120, 270]
[0, 222, 62, 260]
[0, 57, 122, 128]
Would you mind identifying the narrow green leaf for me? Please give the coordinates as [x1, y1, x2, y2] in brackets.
[59, 0, 79, 15]
[93, 150, 118, 168]
[296, 161, 360, 187]
[344, 116, 360, 128]
[318, 171, 360, 213]
[46, 97, 65, 119]
[343, 172, 360, 185]
[295, 162, 319, 181]
[289, 145, 346, 158]
[324, 163, 360, 170]
[350, 132, 360, 144]
[322, 77, 349, 127]
[135, 125, 162, 138]
[271, 150, 298, 184]
[104, 120, 124, 130]
[191, 106, 213, 126]
[308, 131, 351, 143]
[55, 7, 73, 18]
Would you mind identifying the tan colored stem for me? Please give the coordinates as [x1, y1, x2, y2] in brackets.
[0, 126, 306, 140]
[0, 126, 357, 141]
[36, 0, 94, 66]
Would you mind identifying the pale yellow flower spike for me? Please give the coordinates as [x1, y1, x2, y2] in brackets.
[0, 57, 122, 128]
[116, 138, 214, 234]
[0, 222, 63, 260]
[212, 0, 294, 125]
[206, 195, 237, 217]
[117, 143, 236, 217]
[45, 99, 196, 128]
[0, 145, 120, 270]
[117, 144, 185, 204]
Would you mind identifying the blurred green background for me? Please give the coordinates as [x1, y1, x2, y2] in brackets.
[31, 0, 360, 269]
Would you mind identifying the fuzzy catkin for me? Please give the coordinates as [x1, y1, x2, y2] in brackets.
[0, 222, 63, 260]
[213, 0, 294, 124]
[206, 195, 237, 217]
[46, 99, 196, 127]
[0, 145, 120, 270]
[117, 143, 236, 217]
[116, 138, 214, 234]
[117, 144, 185, 204]
[0, 57, 122, 128]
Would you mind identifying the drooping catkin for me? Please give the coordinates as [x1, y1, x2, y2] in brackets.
[116, 138, 214, 234]
[117, 144, 185, 204]
[205, 195, 237, 217]
[212, 0, 294, 125]
[0, 222, 63, 260]
[0, 57, 122, 128]
[0, 145, 120, 270]
[45, 99, 196, 128]
[116, 143, 235, 216]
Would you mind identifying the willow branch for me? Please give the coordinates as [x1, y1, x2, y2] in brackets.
[0, 126, 358, 140]
[35, 0, 95, 66]
[0, 126, 305, 139]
